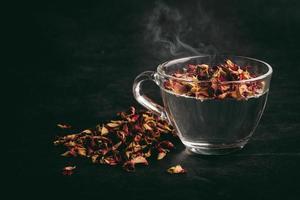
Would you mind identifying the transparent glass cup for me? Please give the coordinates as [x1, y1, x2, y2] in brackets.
[133, 55, 272, 155]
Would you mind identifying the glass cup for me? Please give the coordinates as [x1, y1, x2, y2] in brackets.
[133, 55, 272, 155]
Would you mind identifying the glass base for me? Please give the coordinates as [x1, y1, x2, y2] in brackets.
[183, 139, 249, 155]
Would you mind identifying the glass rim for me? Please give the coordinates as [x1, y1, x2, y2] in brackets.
[157, 55, 273, 84]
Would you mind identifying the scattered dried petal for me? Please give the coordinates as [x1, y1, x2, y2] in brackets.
[82, 129, 93, 134]
[143, 123, 152, 131]
[62, 166, 76, 175]
[54, 107, 177, 172]
[107, 123, 120, 128]
[131, 156, 148, 165]
[61, 148, 77, 157]
[64, 134, 77, 140]
[103, 156, 119, 166]
[101, 126, 109, 135]
[123, 161, 135, 172]
[112, 141, 122, 151]
[144, 149, 151, 158]
[77, 147, 87, 156]
[91, 155, 99, 163]
[57, 123, 72, 129]
[167, 165, 186, 174]
[157, 152, 167, 160]
[158, 141, 174, 149]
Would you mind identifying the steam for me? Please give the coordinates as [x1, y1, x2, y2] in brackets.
[145, 1, 218, 59]
[164, 36, 201, 56]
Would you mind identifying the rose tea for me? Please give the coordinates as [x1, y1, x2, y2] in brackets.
[133, 55, 272, 154]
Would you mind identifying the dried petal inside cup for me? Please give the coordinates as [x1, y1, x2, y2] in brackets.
[164, 59, 265, 100]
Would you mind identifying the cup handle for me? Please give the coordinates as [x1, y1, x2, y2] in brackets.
[133, 71, 167, 120]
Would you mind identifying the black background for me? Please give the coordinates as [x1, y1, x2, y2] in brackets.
[8, 0, 300, 199]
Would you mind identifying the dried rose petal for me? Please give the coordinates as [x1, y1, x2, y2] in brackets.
[123, 161, 135, 172]
[91, 155, 99, 163]
[218, 91, 230, 99]
[57, 123, 72, 129]
[122, 156, 148, 172]
[158, 141, 174, 149]
[226, 59, 238, 71]
[62, 166, 76, 175]
[157, 152, 167, 160]
[107, 123, 120, 128]
[81, 129, 93, 134]
[144, 149, 151, 158]
[172, 81, 189, 94]
[77, 147, 87, 156]
[131, 156, 148, 165]
[167, 165, 186, 174]
[103, 156, 119, 166]
[129, 114, 139, 122]
[100, 126, 109, 135]
[64, 134, 77, 140]
[133, 134, 142, 142]
[61, 148, 77, 157]
[112, 141, 122, 151]
[143, 123, 152, 131]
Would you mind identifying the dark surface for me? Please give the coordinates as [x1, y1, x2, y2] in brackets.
[10, 0, 300, 199]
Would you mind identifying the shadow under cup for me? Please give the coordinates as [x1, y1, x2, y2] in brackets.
[133, 55, 272, 155]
